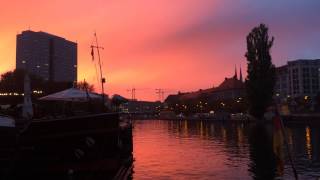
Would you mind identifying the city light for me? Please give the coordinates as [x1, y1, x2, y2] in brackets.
[0, 90, 44, 96]
[0, 92, 24, 96]
[32, 90, 43, 94]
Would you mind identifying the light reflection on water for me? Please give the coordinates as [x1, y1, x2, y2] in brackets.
[132, 120, 320, 179]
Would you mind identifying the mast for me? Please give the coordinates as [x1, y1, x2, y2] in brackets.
[91, 32, 105, 106]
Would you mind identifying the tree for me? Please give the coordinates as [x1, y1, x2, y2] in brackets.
[76, 81, 95, 92]
[245, 24, 276, 119]
[0, 69, 44, 93]
[0, 69, 73, 95]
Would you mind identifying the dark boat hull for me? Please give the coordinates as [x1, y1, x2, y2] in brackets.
[0, 113, 133, 180]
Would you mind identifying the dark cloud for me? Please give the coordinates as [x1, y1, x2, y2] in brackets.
[143, 0, 320, 64]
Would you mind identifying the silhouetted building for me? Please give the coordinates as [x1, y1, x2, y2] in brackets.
[16, 30, 77, 82]
[120, 101, 162, 114]
[275, 59, 320, 98]
[165, 68, 245, 103]
[209, 76, 245, 101]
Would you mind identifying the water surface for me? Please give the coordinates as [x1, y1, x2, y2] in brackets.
[132, 120, 320, 179]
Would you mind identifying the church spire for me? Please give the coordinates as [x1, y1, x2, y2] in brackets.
[234, 65, 238, 80]
[240, 65, 243, 82]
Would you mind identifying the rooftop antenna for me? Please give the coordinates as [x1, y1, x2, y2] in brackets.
[90, 31, 105, 106]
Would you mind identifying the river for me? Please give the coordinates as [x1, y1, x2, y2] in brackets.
[132, 120, 320, 179]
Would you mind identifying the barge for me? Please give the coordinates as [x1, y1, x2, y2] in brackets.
[0, 112, 133, 180]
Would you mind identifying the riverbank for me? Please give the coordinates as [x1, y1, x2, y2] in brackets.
[128, 113, 320, 125]
[282, 113, 320, 124]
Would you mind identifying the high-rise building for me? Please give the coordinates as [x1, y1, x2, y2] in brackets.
[16, 30, 77, 82]
[275, 59, 320, 98]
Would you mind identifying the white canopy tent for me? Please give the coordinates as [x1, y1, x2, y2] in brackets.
[0, 116, 15, 127]
[39, 88, 102, 102]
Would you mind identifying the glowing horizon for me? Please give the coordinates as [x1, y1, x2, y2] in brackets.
[1, 0, 320, 101]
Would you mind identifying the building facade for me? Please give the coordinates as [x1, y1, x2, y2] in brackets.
[120, 101, 162, 114]
[165, 68, 245, 103]
[16, 30, 77, 82]
[275, 59, 320, 98]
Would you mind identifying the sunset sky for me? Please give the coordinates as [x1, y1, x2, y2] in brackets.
[0, 0, 320, 101]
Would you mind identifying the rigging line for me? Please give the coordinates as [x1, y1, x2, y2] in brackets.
[94, 32, 105, 94]
[90, 44, 100, 87]
[94, 62, 100, 85]
[89, 34, 99, 86]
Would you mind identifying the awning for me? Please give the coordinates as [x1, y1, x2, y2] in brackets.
[39, 88, 102, 102]
[0, 116, 15, 127]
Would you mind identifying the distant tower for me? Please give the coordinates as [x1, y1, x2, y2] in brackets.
[234, 65, 238, 80]
[239, 65, 243, 82]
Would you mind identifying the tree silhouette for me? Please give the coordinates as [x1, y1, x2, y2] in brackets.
[0, 69, 44, 93]
[76, 81, 95, 92]
[245, 24, 276, 119]
[0, 69, 73, 95]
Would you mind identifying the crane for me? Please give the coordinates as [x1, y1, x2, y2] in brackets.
[126, 88, 136, 101]
[155, 89, 176, 102]
[127, 88, 150, 101]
